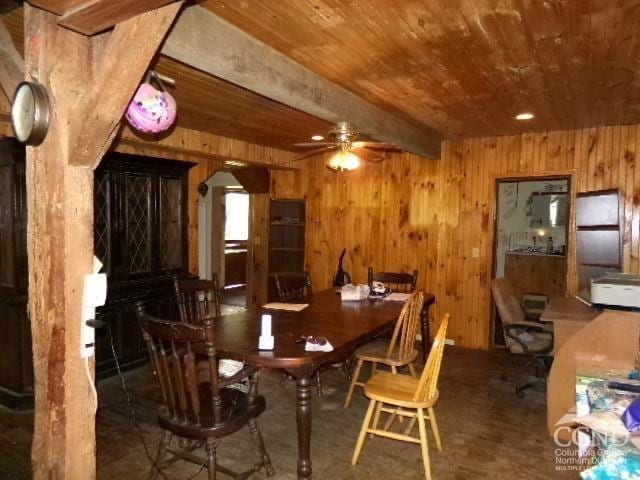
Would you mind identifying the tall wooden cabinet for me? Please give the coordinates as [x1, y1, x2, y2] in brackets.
[267, 199, 306, 300]
[576, 189, 622, 293]
[0, 145, 193, 409]
[93, 153, 192, 376]
[0, 141, 30, 409]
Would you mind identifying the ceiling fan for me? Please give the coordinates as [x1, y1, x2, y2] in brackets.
[292, 121, 401, 170]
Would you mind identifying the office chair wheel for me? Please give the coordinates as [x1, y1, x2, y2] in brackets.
[515, 387, 526, 398]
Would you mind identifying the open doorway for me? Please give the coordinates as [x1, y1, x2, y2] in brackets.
[198, 172, 249, 312]
[222, 190, 249, 307]
[491, 176, 570, 346]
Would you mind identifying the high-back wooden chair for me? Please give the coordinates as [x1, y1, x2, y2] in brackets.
[368, 266, 418, 293]
[344, 290, 425, 407]
[352, 315, 450, 480]
[274, 271, 312, 301]
[173, 276, 222, 323]
[174, 275, 246, 383]
[273, 271, 339, 396]
[137, 305, 274, 480]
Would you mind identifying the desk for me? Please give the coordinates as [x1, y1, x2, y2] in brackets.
[209, 290, 407, 479]
[540, 297, 598, 353]
[546, 309, 640, 438]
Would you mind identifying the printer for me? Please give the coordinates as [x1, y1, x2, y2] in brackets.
[590, 273, 640, 309]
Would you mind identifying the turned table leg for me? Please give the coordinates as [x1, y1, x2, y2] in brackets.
[295, 374, 313, 479]
[420, 299, 435, 364]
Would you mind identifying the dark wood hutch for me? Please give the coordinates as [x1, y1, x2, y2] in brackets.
[0, 141, 192, 409]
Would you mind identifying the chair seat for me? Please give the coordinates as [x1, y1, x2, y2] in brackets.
[158, 387, 266, 440]
[508, 332, 553, 355]
[364, 371, 438, 409]
[355, 339, 419, 367]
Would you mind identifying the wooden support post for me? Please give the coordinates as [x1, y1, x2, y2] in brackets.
[246, 194, 270, 309]
[25, 9, 94, 478]
[23, 3, 181, 479]
[0, 16, 24, 98]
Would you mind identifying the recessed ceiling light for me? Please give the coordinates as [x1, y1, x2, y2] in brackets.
[311, 135, 325, 141]
[515, 112, 535, 121]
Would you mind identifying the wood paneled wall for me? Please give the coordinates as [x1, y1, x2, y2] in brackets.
[271, 152, 441, 325]
[273, 124, 640, 349]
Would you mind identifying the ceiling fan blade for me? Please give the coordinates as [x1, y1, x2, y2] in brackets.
[352, 141, 400, 150]
[292, 142, 336, 147]
[353, 147, 385, 163]
[292, 146, 337, 161]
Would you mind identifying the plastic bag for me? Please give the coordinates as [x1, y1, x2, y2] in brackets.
[341, 284, 370, 301]
[622, 398, 640, 432]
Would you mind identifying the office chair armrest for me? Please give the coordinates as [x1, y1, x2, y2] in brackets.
[218, 364, 260, 389]
[504, 324, 554, 355]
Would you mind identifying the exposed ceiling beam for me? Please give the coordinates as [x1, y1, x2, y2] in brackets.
[29, 0, 180, 35]
[70, 2, 183, 167]
[0, 17, 24, 99]
[162, 5, 441, 159]
[27, 0, 85, 15]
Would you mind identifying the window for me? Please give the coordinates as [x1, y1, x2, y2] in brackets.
[224, 192, 249, 241]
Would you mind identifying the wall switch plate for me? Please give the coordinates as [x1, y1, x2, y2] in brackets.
[471, 247, 480, 258]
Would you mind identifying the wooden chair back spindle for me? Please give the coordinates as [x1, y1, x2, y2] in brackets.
[368, 267, 418, 293]
[137, 304, 222, 426]
[174, 276, 222, 324]
[274, 271, 312, 301]
[385, 290, 425, 361]
[414, 314, 449, 403]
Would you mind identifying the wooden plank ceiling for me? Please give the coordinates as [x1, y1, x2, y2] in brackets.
[5, 1, 640, 149]
[203, 0, 640, 139]
[0, 6, 334, 151]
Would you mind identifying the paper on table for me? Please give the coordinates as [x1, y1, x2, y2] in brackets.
[383, 292, 411, 302]
[262, 303, 309, 312]
[305, 340, 333, 352]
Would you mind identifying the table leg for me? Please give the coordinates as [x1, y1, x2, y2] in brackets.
[296, 375, 313, 479]
[420, 301, 434, 364]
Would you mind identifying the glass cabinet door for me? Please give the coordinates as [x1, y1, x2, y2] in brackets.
[94, 170, 112, 276]
[124, 172, 153, 276]
[158, 175, 184, 271]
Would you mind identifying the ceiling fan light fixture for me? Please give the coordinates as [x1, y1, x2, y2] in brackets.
[328, 150, 361, 171]
[311, 134, 325, 141]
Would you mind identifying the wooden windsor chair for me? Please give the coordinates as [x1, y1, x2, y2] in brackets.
[173, 276, 245, 379]
[137, 304, 274, 480]
[273, 271, 351, 396]
[274, 271, 312, 301]
[368, 266, 418, 293]
[344, 290, 425, 407]
[351, 314, 450, 480]
[173, 276, 222, 324]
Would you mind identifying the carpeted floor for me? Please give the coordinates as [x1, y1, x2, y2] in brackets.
[0, 347, 578, 480]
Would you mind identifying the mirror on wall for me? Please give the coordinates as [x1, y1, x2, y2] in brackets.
[529, 192, 568, 228]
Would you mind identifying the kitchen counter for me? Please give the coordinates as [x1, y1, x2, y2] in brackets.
[505, 250, 565, 257]
[504, 252, 567, 301]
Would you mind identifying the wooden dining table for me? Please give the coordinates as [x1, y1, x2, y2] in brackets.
[207, 289, 416, 479]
